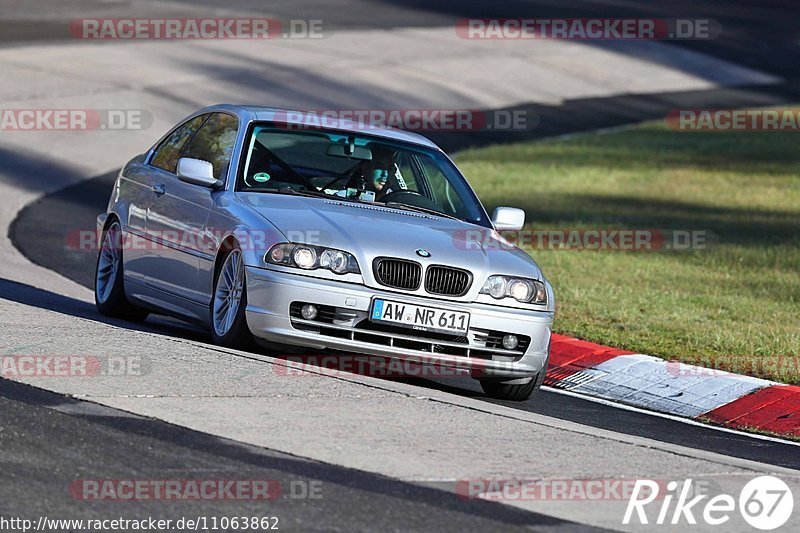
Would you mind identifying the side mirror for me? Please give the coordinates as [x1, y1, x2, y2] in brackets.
[491, 207, 525, 231]
[177, 158, 221, 188]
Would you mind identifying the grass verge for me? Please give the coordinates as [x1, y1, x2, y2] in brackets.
[455, 116, 800, 383]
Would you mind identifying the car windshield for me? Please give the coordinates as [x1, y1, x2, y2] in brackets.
[238, 123, 491, 227]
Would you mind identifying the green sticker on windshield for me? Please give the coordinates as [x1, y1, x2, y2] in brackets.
[253, 172, 271, 183]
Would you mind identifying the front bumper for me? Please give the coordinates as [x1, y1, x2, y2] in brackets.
[244, 266, 553, 380]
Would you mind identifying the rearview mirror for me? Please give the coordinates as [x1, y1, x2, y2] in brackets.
[177, 158, 221, 188]
[327, 143, 373, 161]
[491, 207, 525, 231]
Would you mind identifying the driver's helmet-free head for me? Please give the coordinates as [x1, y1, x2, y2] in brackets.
[365, 145, 395, 192]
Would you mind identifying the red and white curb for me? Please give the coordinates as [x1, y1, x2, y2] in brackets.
[546, 334, 800, 439]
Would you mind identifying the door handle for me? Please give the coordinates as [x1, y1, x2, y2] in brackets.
[152, 184, 166, 196]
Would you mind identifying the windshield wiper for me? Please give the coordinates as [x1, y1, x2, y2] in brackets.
[248, 187, 329, 199]
[384, 202, 460, 220]
[266, 187, 365, 204]
[275, 186, 330, 198]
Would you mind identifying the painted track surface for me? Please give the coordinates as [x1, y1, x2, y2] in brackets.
[542, 336, 799, 440]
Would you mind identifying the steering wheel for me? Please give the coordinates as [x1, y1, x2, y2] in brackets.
[380, 190, 423, 202]
[380, 190, 443, 212]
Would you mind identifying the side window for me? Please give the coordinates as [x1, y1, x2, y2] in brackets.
[417, 154, 467, 216]
[395, 152, 417, 191]
[181, 113, 239, 181]
[150, 115, 207, 173]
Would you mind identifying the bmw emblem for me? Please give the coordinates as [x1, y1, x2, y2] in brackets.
[415, 249, 431, 258]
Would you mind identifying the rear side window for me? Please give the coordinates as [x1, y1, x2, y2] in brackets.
[181, 113, 239, 180]
[150, 115, 207, 173]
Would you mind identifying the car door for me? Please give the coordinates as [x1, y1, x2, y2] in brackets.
[144, 112, 239, 310]
[124, 114, 207, 285]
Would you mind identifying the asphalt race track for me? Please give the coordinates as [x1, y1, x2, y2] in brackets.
[0, 379, 592, 532]
[2, 1, 800, 531]
[11, 166, 800, 472]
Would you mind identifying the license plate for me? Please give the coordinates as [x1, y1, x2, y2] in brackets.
[370, 299, 470, 335]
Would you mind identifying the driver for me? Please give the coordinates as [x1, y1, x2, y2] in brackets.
[361, 145, 404, 200]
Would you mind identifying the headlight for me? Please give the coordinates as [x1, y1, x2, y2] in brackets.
[483, 275, 507, 299]
[266, 243, 360, 275]
[480, 275, 546, 304]
[319, 249, 349, 274]
[293, 246, 317, 269]
[508, 279, 534, 301]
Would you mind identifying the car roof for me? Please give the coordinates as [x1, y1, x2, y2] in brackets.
[197, 104, 442, 150]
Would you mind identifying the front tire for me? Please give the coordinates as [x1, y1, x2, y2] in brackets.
[480, 342, 550, 401]
[95, 219, 149, 321]
[480, 376, 539, 401]
[211, 246, 254, 349]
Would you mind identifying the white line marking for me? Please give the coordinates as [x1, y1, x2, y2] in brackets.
[543, 385, 800, 447]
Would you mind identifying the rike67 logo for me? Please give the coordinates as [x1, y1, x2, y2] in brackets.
[624, 476, 793, 530]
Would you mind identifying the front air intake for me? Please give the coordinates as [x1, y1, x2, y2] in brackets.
[373, 258, 422, 290]
[425, 265, 472, 296]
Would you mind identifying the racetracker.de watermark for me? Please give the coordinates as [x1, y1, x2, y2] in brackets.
[273, 109, 537, 131]
[456, 478, 684, 501]
[67, 228, 330, 252]
[666, 356, 799, 380]
[0, 355, 146, 378]
[456, 18, 719, 40]
[667, 108, 800, 131]
[68, 479, 322, 501]
[453, 229, 713, 252]
[69, 18, 327, 40]
[273, 355, 511, 379]
[0, 109, 152, 131]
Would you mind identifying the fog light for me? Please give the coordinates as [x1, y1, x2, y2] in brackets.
[301, 304, 318, 320]
[501, 334, 519, 350]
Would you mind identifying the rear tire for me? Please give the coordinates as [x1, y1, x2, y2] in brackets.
[94, 219, 149, 321]
[211, 245, 254, 349]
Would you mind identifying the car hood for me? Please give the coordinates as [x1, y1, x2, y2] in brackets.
[238, 193, 543, 289]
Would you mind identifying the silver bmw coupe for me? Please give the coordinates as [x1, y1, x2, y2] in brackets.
[95, 105, 554, 400]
